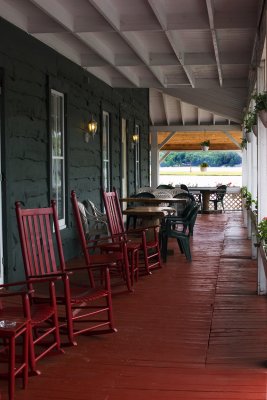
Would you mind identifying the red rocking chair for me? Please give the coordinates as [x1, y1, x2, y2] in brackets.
[71, 190, 138, 291]
[101, 188, 161, 275]
[0, 278, 62, 399]
[15, 201, 116, 346]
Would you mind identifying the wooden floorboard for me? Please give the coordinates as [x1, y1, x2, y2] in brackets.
[2, 211, 267, 400]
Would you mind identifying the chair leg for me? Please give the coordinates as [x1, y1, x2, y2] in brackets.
[178, 237, 191, 261]
[9, 336, 15, 400]
[161, 234, 168, 262]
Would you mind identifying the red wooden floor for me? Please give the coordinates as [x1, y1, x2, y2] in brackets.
[3, 212, 267, 399]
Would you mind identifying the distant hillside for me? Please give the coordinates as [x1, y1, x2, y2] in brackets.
[160, 151, 242, 167]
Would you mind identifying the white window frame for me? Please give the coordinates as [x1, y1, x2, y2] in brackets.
[135, 124, 140, 190]
[102, 111, 111, 191]
[51, 89, 66, 229]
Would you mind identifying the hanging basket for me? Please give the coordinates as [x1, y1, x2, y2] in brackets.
[252, 125, 258, 137]
[246, 131, 253, 143]
[201, 146, 209, 151]
[259, 110, 267, 128]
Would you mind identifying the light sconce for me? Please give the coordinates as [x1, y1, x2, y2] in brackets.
[131, 133, 139, 149]
[84, 115, 98, 143]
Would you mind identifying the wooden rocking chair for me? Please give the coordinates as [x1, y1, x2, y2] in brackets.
[102, 188, 161, 275]
[0, 278, 62, 399]
[15, 201, 116, 346]
[71, 191, 138, 290]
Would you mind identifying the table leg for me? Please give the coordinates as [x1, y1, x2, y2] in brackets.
[202, 192, 210, 213]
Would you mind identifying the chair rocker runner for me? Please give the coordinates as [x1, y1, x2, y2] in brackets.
[102, 188, 161, 275]
[71, 190, 137, 291]
[15, 201, 116, 346]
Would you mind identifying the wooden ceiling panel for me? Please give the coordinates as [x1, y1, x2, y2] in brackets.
[158, 130, 242, 150]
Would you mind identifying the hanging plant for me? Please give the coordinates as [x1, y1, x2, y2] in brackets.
[243, 111, 257, 136]
[252, 92, 267, 128]
[200, 140, 210, 151]
[240, 138, 247, 150]
[257, 217, 267, 244]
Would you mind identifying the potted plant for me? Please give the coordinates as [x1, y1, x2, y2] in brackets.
[243, 111, 257, 139]
[200, 140, 210, 151]
[252, 92, 267, 128]
[200, 162, 209, 172]
[240, 137, 247, 150]
[256, 217, 267, 247]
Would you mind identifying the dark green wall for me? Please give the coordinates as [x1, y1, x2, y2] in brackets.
[0, 18, 150, 282]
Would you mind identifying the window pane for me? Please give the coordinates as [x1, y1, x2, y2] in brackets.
[102, 111, 110, 191]
[52, 95, 63, 157]
[51, 90, 65, 226]
[52, 159, 64, 220]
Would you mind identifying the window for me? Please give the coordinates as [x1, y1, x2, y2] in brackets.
[51, 89, 65, 229]
[135, 124, 140, 190]
[102, 111, 110, 191]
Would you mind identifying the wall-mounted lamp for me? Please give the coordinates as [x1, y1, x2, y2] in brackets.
[131, 133, 139, 149]
[84, 115, 98, 143]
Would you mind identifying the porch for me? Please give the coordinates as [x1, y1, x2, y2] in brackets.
[4, 211, 267, 400]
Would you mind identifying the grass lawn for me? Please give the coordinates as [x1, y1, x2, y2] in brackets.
[160, 171, 241, 176]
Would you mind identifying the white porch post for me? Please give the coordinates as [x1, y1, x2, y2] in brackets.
[242, 147, 248, 227]
[246, 139, 252, 239]
[251, 133, 258, 259]
[257, 59, 267, 294]
[150, 130, 159, 188]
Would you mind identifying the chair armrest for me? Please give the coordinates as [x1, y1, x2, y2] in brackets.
[28, 272, 73, 280]
[65, 263, 116, 272]
[0, 288, 33, 297]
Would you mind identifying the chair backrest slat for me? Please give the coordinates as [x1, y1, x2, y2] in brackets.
[101, 188, 124, 237]
[16, 201, 64, 278]
[33, 214, 46, 275]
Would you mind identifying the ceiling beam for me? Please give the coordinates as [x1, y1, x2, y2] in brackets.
[150, 124, 241, 133]
[162, 94, 170, 126]
[206, 0, 223, 87]
[88, 0, 165, 87]
[179, 101, 185, 126]
[162, 88, 246, 122]
[28, 0, 140, 87]
[147, 0, 195, 88]
[158, 132, 177, 150]
[161, 144, 241, 151]
[223, 130, 241, 149]
[159, 151, 171, 163]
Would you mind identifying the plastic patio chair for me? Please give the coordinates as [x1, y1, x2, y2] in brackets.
[160, 220, 192, 262]
[82, 199, 109, 239]
[15, 200, 116, 346]
[209, 185, 227, 211]
[162, 203, 200, 237]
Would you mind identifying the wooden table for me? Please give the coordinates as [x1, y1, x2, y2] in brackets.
[123, 206, 175, 218]
[120, 197, 186, 205]
[189, 187, 217, 213]
[123, 206, 175, 238]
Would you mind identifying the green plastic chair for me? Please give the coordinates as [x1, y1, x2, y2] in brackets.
[168, 203, 200, 236]
[160, 221, 191, 262]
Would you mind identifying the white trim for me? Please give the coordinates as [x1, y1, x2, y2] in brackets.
[0, 85, 3, 283]
[102, 111, 110, 191]
[51, 89, 65, 229]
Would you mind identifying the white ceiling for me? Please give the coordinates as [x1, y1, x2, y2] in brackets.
[0, 0, 263, 126]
